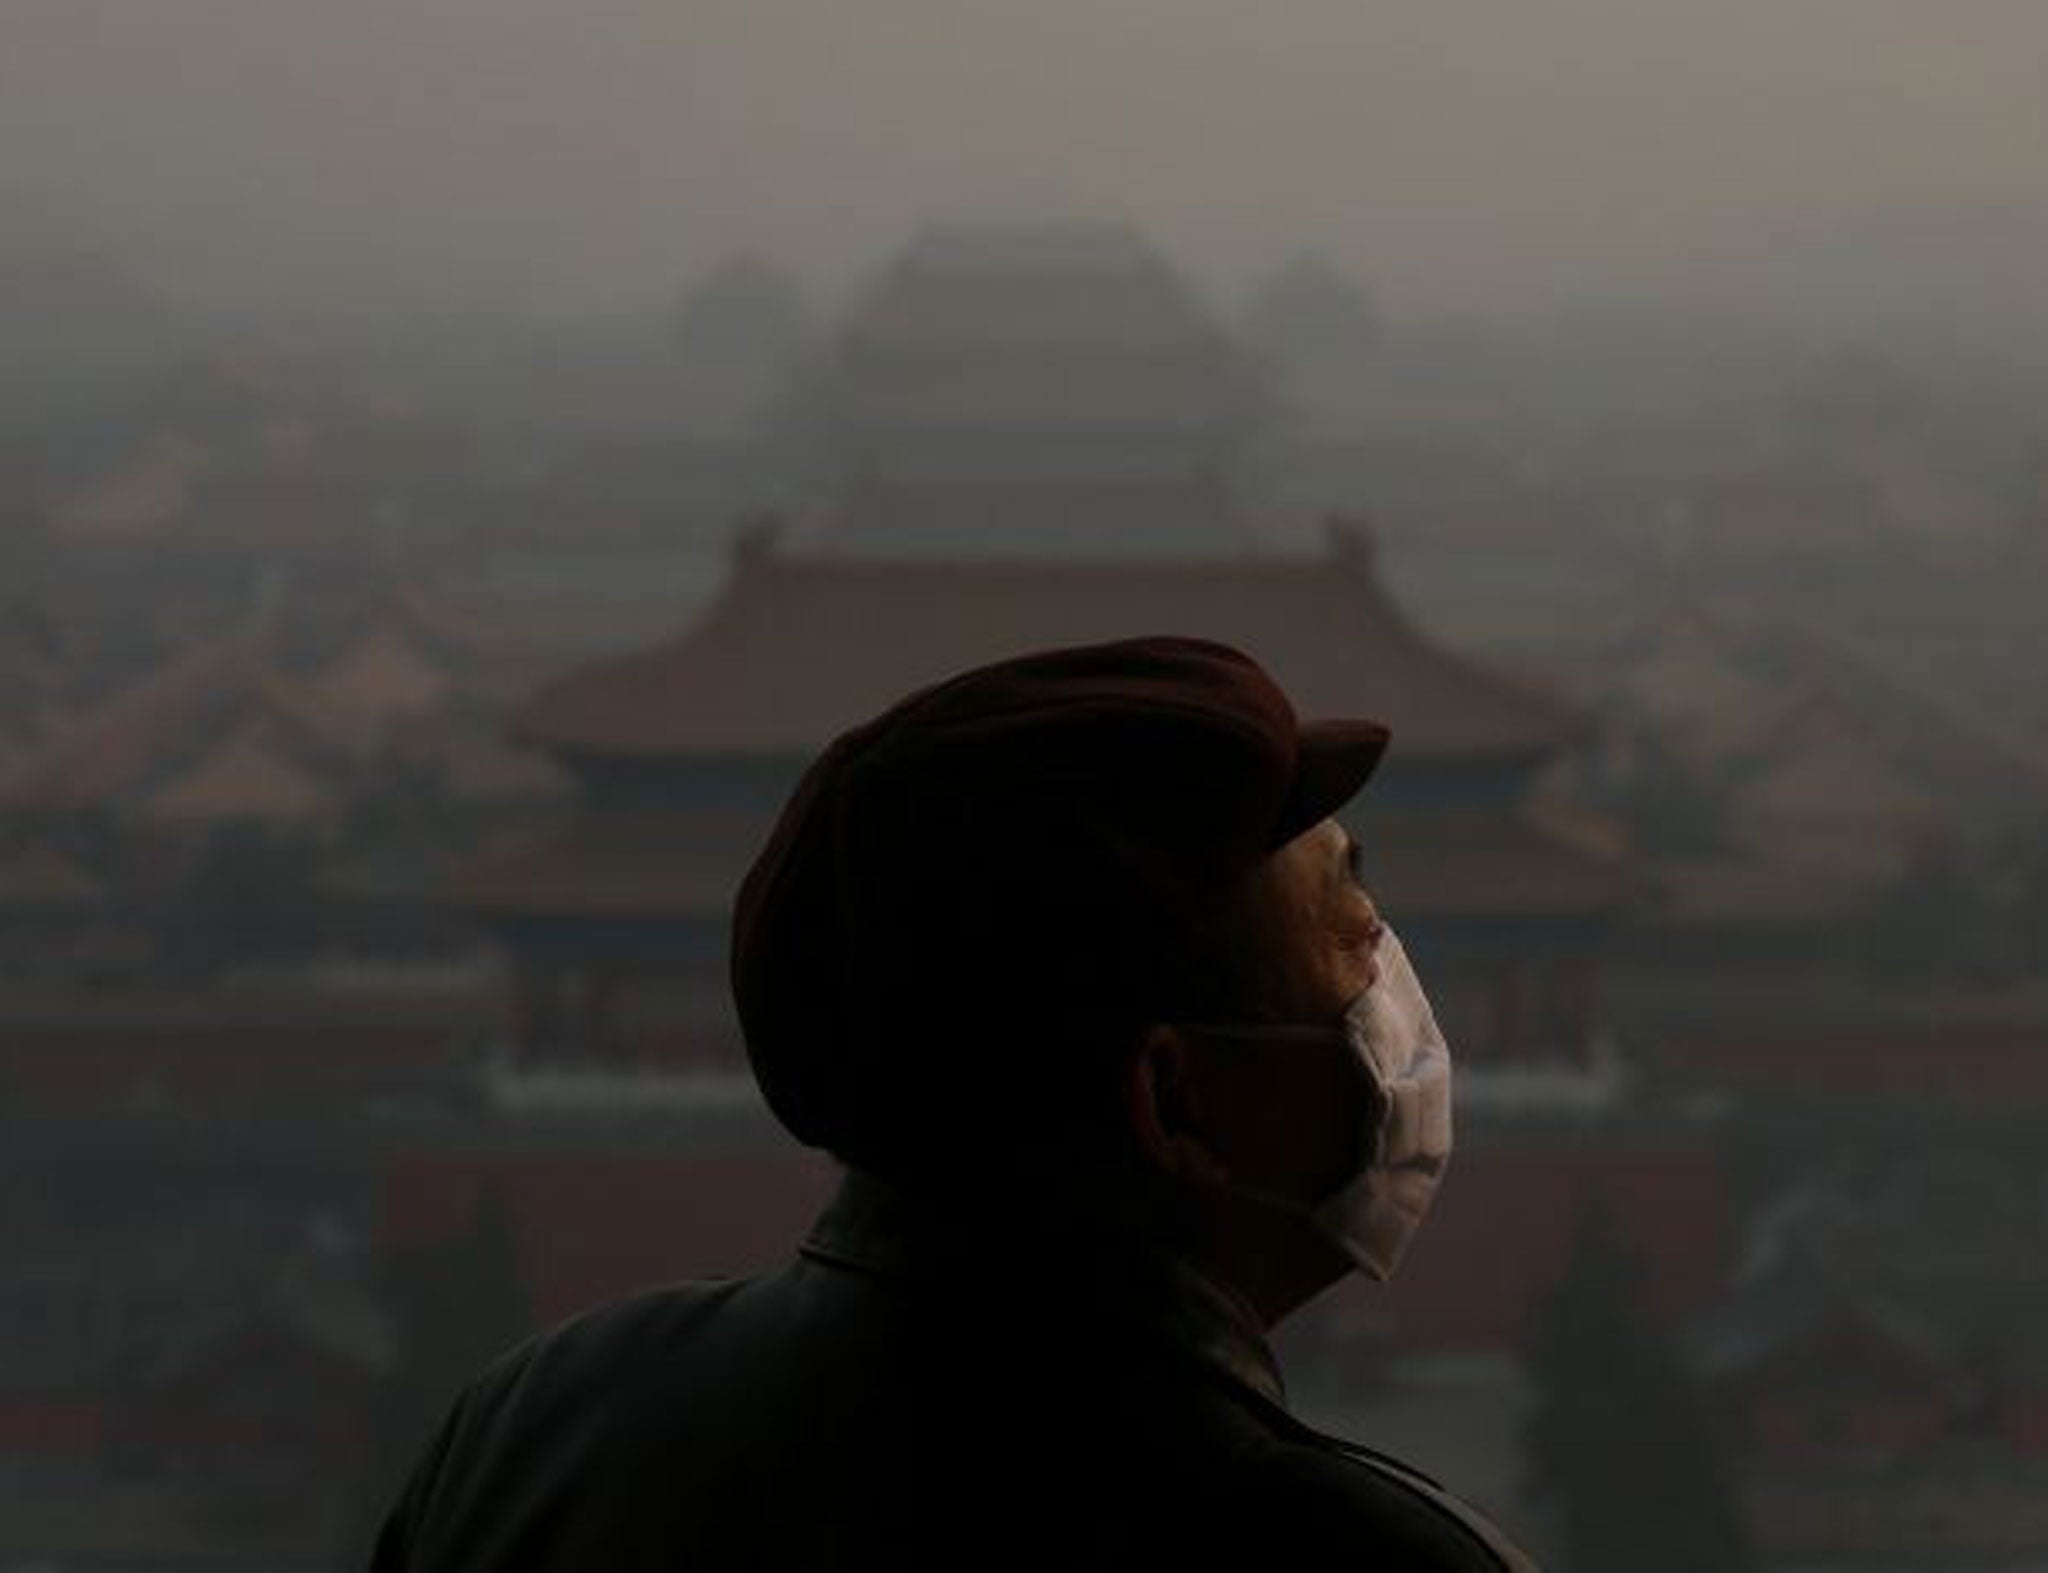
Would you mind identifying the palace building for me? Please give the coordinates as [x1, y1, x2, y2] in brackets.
[428, 225, 1706, 1371]
[451, 228, 1644, 1092]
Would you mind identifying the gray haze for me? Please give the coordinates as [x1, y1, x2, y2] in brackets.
[4, 0, 2046, 325]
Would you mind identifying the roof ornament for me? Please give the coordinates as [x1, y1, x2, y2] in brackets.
[1325, 512, 1379, 574]
[731, 511, 784, 571]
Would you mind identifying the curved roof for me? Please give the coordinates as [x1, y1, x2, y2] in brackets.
[516, 536, 1588, 763]
[140, 721, 337, 826]
[0, 626, 262, 813]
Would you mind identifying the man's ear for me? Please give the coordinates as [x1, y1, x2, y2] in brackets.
[1127, 1025, 1233, 1194]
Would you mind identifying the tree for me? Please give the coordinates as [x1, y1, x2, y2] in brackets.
[1518, 1202, 1757, 1573]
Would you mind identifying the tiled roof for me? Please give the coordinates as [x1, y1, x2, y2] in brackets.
[516, 540, 1588, 762]
[300, 620, 451, 726]
[0, 588, 526, 821]
[0, 627, 261, 813]
[139, 721, 338, 826]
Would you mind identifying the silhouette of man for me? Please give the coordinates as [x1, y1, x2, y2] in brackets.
[370, 637, 1536, 1570]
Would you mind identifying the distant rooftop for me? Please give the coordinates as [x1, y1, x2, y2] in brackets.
[800, 222, 1267, 555]
[514, 528, 1589, 764]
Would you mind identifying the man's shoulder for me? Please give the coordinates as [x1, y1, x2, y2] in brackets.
[1220, 1409, 1534, 1571]
[482, 1275, 753, 1382]
[539, 1274, 753, 1349]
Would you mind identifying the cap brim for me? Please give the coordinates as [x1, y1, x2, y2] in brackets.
[1271, 719, 1391, 847]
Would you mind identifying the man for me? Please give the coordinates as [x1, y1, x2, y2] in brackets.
[371, 636, 1536, 1570]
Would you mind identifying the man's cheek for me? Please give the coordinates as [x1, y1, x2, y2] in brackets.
[1199, 1059, 1300, 1182]
[1245, 1065, 1352, 1191]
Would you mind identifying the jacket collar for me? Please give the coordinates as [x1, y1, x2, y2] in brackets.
[799, 1165, 1288, 1411]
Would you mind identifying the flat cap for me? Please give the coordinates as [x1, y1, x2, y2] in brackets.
[730, 636, 1388, 1173]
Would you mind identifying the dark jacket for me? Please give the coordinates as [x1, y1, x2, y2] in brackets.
[371, 1167, 1536, 1570]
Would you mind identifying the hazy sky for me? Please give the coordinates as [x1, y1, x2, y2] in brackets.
[3, 0, 2044, 321]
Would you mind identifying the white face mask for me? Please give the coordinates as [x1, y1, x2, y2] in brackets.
[1187, 926, 1454, 1282]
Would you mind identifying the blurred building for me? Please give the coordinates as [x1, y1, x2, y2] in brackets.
[29, 220, 2048, 1566]
[0, 581, 570, 980]
[1684, 1139, 2048, 1565]
[459, 521, 1644, 1085]
[435, 225, 1696, 1384]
